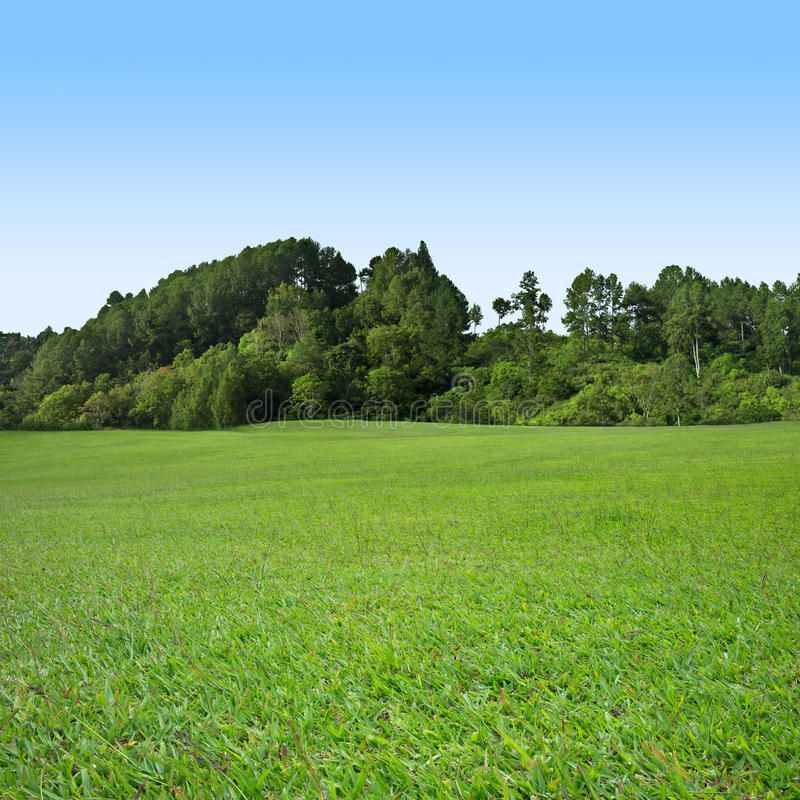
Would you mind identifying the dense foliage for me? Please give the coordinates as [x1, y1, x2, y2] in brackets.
[1, 237, 799, 428]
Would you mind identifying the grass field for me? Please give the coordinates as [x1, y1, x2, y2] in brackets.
[1, 422, 798, 798]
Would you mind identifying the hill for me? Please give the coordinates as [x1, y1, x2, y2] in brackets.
[1, 240, 799, 428]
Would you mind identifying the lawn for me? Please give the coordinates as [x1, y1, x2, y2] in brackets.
[0, 422, 798, 798]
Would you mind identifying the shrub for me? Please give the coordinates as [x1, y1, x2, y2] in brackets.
[130, 368, 184, 428]
[290, 373, 328, 418]
[22, 382, 93, 429]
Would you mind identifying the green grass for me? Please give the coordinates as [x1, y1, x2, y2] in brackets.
[1, 422, 799, 798]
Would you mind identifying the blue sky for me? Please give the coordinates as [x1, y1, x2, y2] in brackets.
[1, 1, 798, 334]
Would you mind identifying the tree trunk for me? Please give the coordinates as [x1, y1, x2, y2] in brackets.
[692, 337, 701, 380]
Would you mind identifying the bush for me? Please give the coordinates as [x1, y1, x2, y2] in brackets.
[130, 368, 184, 428]
[364, 367, 413, 412]
[541, 378, 629, 426]
[779, 379, 800, 420]
[737, 392, 781, 423]
[290, 373, 328, 418]
[22, 382, 93, 429]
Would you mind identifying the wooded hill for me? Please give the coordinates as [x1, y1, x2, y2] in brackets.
[1, 238, 799, 428]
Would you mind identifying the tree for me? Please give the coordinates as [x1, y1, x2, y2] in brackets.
[657, 354, 697, 426]
[16, 328, 81, 414]
[563, 270, 626, 347]
[664, 278, 711, 379]
[492, 297, 513, 324]
[651, 265, 685, 314]
[562, 268, 596, 350]
[489, 360, 526, 399]
[622, 282, 664, 361]
[354, 242, 468, 399]
[605, 273, 626, 346]
[619, 363, 662, 423]
[712, 277, 755, 355]
[211, 354, 248, 427]
[416, 240, 435, 271]
[512, 271, 551, 331]
[168, 344, 243, 429]
[364, 366, 413, 410]
[510, 270, 552, 382]
[23, 382, 93, 429]
[5, 235, 799, 432]
[467, 304, 484, 334]
[758, 296, 789, 372]
[0, 332, 40, 389]
[290, 373, 328, 417]
[283, 332, 326, 380]
[259, 283, 311, 358]
[366, 325, 414, 369]
[130, 367, 184, 428]
[295, 243, 357, 308]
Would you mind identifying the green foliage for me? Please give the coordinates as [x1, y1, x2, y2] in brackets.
[656, 354, 699, 425]
[618, 362, 662, 423]
[365, 366, 413, 409]
[210, 353, 248, 429]
[467, 302, 483, 333]
[563, 269, 627, 349]
[663, 275, 712, 379]
[22, 381, 93, 429]
[354, 243, 469, 397]
[537, 377, 630, 426]
[2, 239, 800, 429]
[489, 360, 526, 399]
[290, 372, 327, 414]
[5, 238, 355, 405]
[511, 270, 551, 332]
[169, 345, 242, 430]
[0, 330, 45, 386]
[758, 295, 790, 371]
[622, 281, 664, 361]
[79, 383, 136, 428]
[702, 361, 799, 424]
[130, 368, 184, 429]
[562, 267, 597, 347]
[491, 296, 513, 323]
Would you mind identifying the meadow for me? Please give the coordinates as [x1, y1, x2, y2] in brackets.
[0, 422, 798, 798]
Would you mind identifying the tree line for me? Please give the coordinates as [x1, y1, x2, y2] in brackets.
[1, 237, 798, 429]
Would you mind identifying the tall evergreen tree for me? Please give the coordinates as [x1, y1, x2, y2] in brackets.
[562, 268, 596, 350]
[664, 278, 712, 379]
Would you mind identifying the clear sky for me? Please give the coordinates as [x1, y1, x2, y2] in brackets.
[1, 1, 798, 335]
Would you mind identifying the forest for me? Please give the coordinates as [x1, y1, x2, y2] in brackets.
[1, 237, 799, 429]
